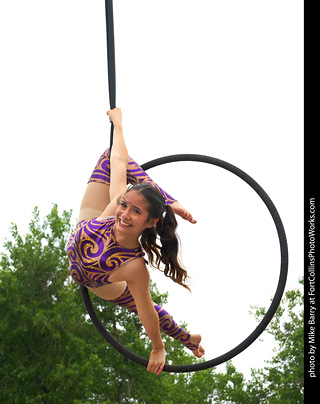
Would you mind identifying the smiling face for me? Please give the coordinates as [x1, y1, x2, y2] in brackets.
[114, 190, 158, 238]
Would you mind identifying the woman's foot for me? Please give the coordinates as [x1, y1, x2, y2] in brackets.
[171, 201, 197, 224]
[189, 334, 205, 358]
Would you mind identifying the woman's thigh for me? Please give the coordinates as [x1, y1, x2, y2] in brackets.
[78, 182, 111, 221]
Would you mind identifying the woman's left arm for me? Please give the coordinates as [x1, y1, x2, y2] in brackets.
[110, 258, 166, 375]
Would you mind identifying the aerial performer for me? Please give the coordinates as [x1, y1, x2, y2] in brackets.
[66, 107, 205, 375]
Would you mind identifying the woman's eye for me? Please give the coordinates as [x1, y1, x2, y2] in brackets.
[120, 202, 127, 208]
[134, 209, 141, 215]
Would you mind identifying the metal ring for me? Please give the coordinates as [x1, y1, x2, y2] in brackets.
[81, 153, 288, 372]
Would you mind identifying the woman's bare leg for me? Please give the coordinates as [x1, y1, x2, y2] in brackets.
[78, 182, 111, 222]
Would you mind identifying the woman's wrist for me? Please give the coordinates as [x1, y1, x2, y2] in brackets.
[152, 342, 165, 352]
[112, 121, 123, 129]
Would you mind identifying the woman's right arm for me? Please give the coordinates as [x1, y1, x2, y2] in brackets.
[97, 108, 129, 220]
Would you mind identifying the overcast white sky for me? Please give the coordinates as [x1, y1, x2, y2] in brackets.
[1, 0, 303, 379]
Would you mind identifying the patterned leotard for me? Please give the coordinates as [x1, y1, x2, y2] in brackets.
[66, 217, 145, 288]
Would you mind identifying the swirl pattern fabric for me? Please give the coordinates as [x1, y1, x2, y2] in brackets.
[66, 217, 144, 288]
[110, 286, 199, 352]
[88, 148, 176, 205]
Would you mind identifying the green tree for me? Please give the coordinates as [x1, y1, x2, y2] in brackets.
[0, 205, 216, 404]
[0, 206, 110, 403]
[210, 279, 304, 404]
[1, 204, 303, 403]
[247, 279, 304, 403]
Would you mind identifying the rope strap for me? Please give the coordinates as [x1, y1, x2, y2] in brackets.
[105, 0, 116, 149]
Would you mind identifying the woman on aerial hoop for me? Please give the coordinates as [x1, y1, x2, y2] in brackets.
[66, 108, 205, 375]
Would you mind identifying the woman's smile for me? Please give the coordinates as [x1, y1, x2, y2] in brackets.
[114, 191, 154, 237]
[118, 218, 132, 228]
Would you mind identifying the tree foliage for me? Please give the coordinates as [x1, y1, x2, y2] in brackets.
[0, 205, 214, 404]
[210, 280, 304, 404]
[247, 280, 304, 403]
[0, 205, 304, 403]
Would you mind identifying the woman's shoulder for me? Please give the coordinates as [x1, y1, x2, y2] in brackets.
[76, 215, 115, 224]
[91, 216, 116, 232]
[111, 257, 149, 284]
[75, 216, 116, 234]
[95, 215, 116, 223]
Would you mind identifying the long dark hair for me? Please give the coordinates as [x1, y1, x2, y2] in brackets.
[125, 183, 190, 291]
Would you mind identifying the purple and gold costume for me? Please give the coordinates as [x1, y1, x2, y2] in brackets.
[66, 217, 144, 288]
[110, 286, 199, 352]
[66, 149, 198, 353]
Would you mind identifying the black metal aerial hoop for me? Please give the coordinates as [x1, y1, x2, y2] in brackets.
[81, 153, 288, 373]
[80, 1, 288, 373]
